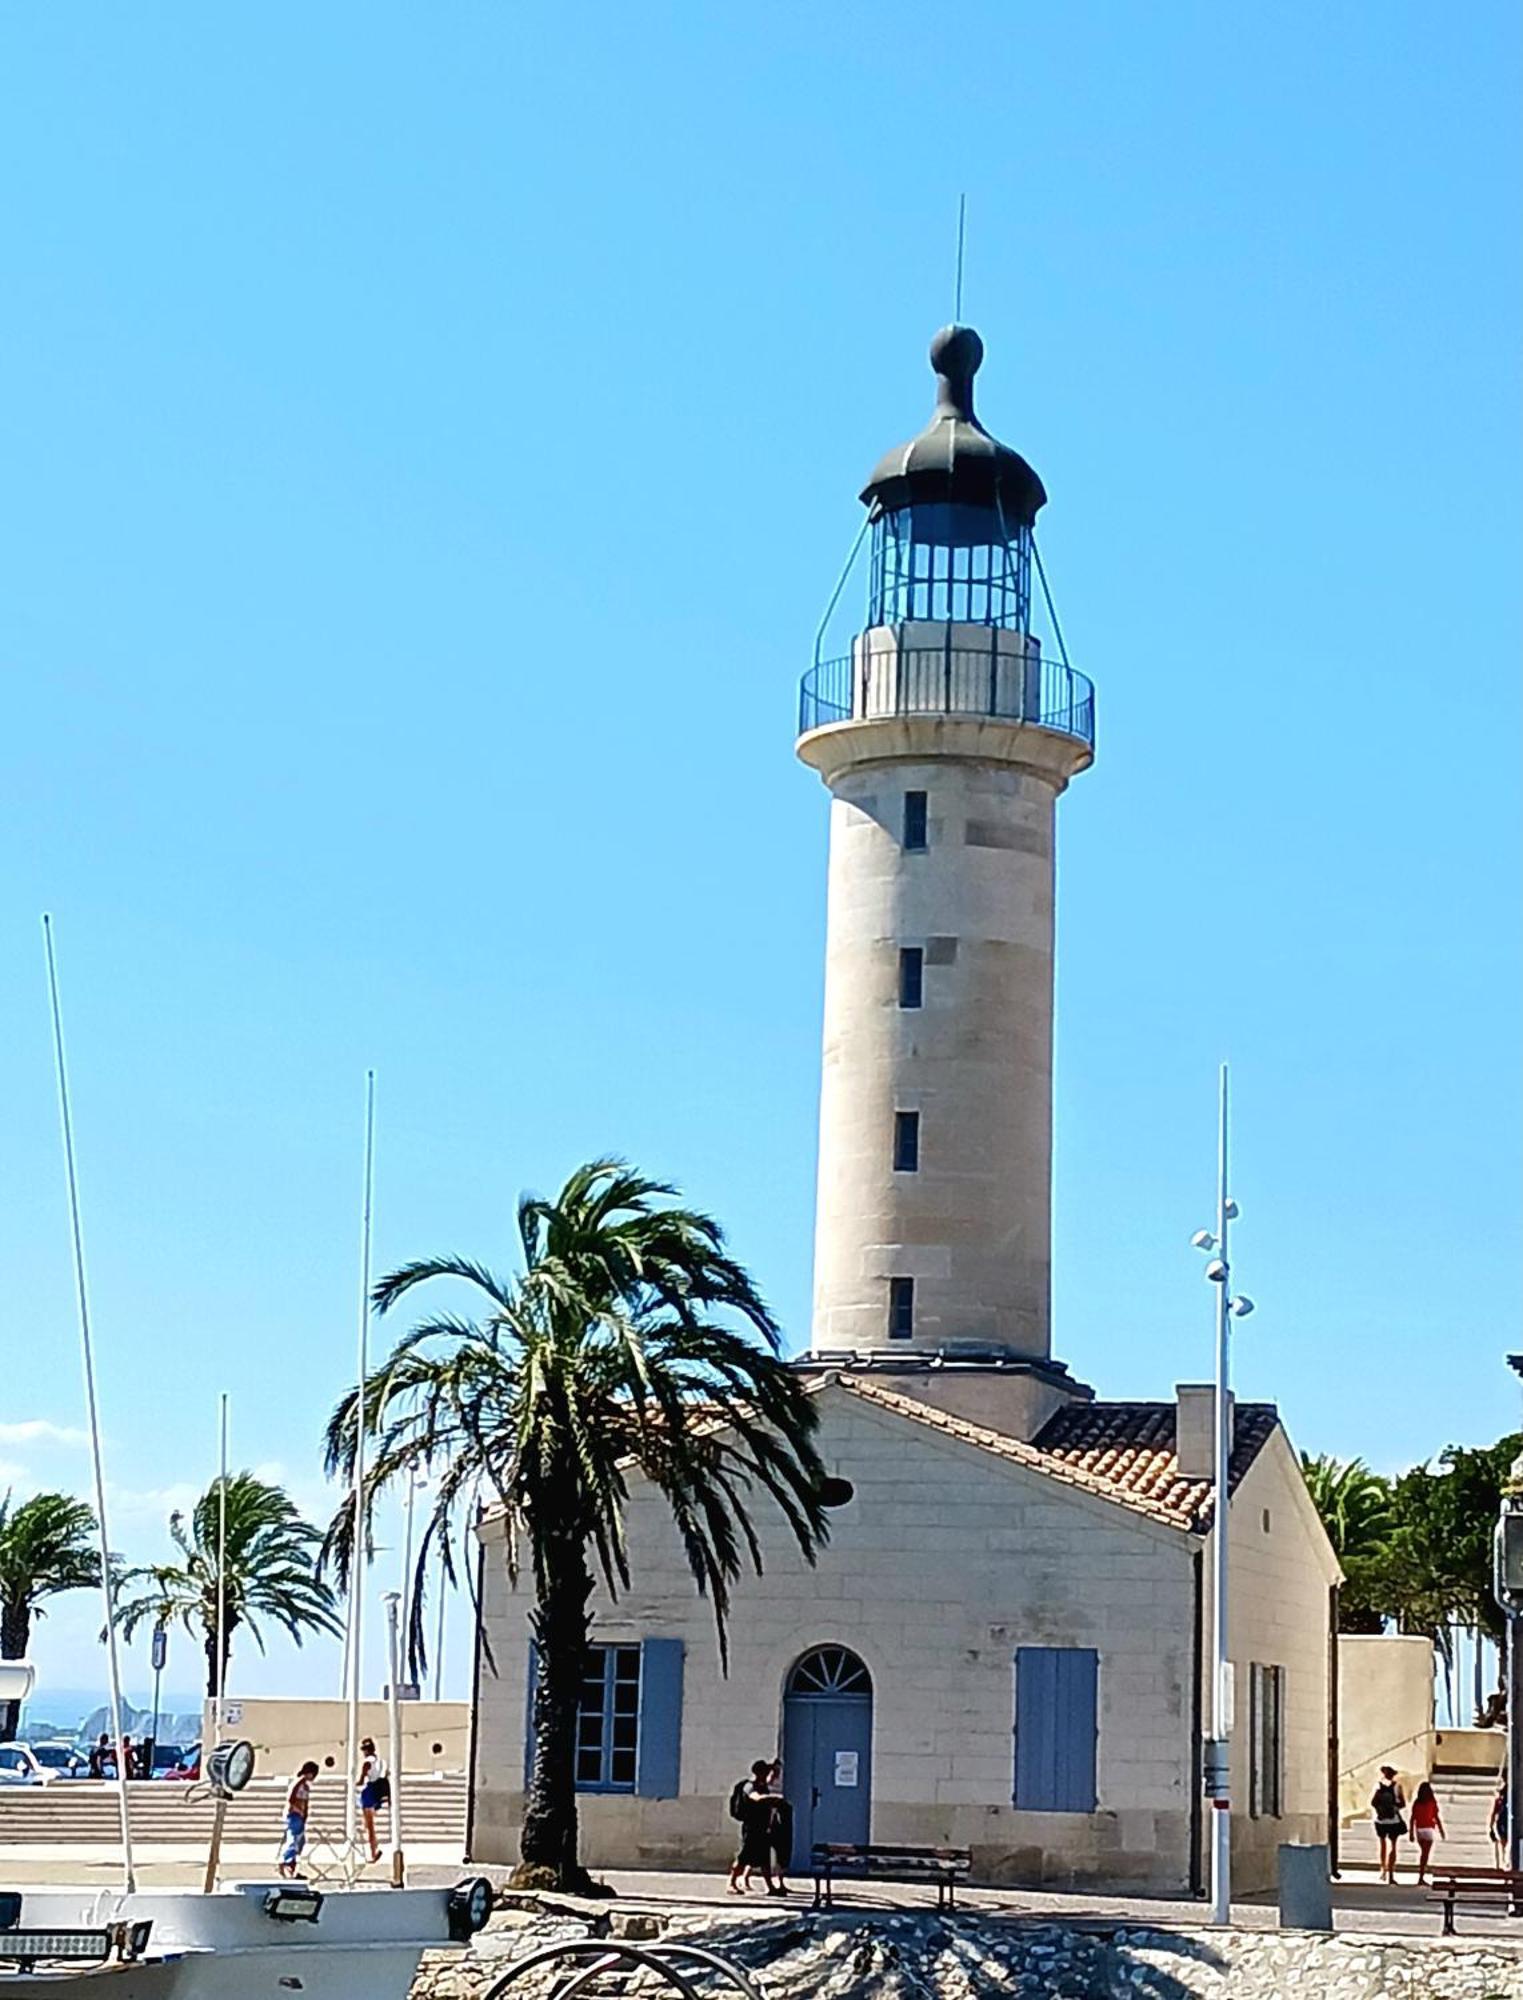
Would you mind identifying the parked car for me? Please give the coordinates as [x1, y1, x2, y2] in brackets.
[27, 1740, 89, 1780]
[0, 1743, 56, 1785]
[148, 1742, 185, 1778]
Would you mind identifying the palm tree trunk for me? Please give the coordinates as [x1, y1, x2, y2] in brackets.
[203, 1621, 231, 1702]
[0, 1602, 30, 1743]
[514, 1519, 599, 1894]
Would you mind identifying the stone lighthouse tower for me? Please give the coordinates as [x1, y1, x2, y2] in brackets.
[798, 326, 1094, 1364]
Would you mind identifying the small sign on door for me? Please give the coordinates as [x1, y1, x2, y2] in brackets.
[834, 1750, 859, 1788]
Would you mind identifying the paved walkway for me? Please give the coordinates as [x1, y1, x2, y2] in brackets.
[3, 1850, 1514, 1943]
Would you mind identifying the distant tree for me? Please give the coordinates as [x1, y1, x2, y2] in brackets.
[1384, 1436, 1522, 1652]
[113, 1473, 341, 1697]
[0, 1492, 103, 1741]
[1300, 1454, 1394, 1633]
[322, 1158, 830, 1895]
[1305, 1436, 1523, 1690]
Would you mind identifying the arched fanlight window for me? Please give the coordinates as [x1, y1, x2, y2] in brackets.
[786, 1646, 872, 1697]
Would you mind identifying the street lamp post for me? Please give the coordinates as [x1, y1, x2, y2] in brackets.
[1193, 1064, 1255, 1926]
[1496, 1357, 1523, 1872]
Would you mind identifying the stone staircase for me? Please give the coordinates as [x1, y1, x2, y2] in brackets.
[0, 1772, 468, 1849]
[1339, 1764, 1500, 1873]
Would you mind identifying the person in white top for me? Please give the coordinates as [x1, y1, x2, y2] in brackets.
[356, 1736, 388, 1863]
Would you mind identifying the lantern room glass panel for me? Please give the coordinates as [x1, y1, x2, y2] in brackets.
[868, 501, 1032, 631]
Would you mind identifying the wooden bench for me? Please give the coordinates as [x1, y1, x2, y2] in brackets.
[810, 1842, 971, 1910]
[1429, 1865, 1523, 1935]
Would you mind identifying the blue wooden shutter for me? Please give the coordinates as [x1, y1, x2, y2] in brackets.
[1014, 1646, 1098, 1812]
[635, 1638, 684, 1798]
[523, 1639, 539, 1791]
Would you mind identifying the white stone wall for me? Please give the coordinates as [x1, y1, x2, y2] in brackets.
[807, 739, 1064, 1359]
[1337, 1633, 1436, 1820]
[882, 1365, 1087, 1444]
[472, 1385, 1200, 1889]
[1203, 1427, 1342, 1892]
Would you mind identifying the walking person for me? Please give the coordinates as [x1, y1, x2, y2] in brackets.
[1370, 1764, 1407, 1884]
[727, 1760, 784, 1895]
[357, 1735, 388, 1864]
[279, 1760, 320, 1879]
[1491, 1774, 1509, 1869]
[1410, 1779, 1445, 1885]
[87, 1733, 109, 1780]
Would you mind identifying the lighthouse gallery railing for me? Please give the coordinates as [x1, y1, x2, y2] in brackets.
[799, 644, 1095, 748]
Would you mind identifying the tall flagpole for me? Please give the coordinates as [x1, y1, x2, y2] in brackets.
[42, 915, 136, 1892]
[344, 1071, 377, 1855]
[1210, 1063, 1232, 1923]
[213, 1392, 229, 1740]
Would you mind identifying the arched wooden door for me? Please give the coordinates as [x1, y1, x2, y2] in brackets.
[781, 1645, 873, 1864]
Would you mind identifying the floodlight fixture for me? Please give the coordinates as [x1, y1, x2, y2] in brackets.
[1204, 1259, 1228, 1283]
[1191, 1231, 1217, 1252]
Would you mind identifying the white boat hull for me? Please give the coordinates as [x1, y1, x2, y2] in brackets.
[4, 1882, 468, 1997]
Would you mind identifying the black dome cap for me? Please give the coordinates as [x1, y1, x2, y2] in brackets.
[861, 326, 1046, 527]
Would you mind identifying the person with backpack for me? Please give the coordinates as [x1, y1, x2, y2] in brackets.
[727, 1759, 785, 1895]
[1370, 1764, 1407, 1883]
[356, 1736, 389, 1864]
[1409, 1779, 1445, 1885]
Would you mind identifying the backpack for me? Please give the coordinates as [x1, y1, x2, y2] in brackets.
[1372, 1782, 1398, 1820]
[728, 1779, 750, 1823]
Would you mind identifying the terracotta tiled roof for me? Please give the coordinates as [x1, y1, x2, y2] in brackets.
[1033, 1399, 1279, 1533]
[833, 1376, 1214, 1531]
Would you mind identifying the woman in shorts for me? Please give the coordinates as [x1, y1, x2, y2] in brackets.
[1409, 1779, 1445, 1884]
[1369, 1764, 1407, 1884]
[357, 1736, 387, 1864]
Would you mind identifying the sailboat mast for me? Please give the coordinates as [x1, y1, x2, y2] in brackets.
[344, 1070, 376, 1855]
[41, 915, 137, 1893]
[214, 1391, 229, 1738]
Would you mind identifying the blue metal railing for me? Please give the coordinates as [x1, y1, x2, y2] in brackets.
[798, 642, 1095, 748]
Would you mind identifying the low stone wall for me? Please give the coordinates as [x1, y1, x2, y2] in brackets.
[414, 1903, 1523, 1999]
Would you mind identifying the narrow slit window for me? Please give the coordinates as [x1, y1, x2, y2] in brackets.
[898, 947, 924, 1009]
[893, 1111, 920, 1173]
[903, 790, 928, 850]
[888, 1276, 915, 1340]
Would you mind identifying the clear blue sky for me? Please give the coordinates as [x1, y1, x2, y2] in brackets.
[2, 2, 1518, 1706]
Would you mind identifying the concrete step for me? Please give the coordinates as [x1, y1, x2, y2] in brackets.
[1340, 1772, 1498, 1874]
[0, 1775, 468, 1848]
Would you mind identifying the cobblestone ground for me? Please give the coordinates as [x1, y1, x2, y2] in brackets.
[413, 1901, 1523, 1999]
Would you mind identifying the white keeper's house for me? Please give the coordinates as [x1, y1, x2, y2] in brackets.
[467, 325, 1340, 1896]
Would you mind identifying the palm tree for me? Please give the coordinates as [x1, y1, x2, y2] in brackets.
[323, 1159, 830, 1894]
[0, 1492, 103, 1741]
[114, 1473, 341, 1696]
[1301, 1453, 1394, 1633]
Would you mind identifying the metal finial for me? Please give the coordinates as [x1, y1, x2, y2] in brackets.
[930, 323, 983, 421]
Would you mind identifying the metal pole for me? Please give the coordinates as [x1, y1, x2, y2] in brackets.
[1211, 1062, 1233, 1925]
[383, 1591, 405, 1887]
[41, 914, 136, 1892]
[214, 1392, 228, 1741]
[434, 1573, 446, 1703]
[1503, 1608, 1511, 1872]
[400, 1477, 419, 1680]
[345, 1071, 377, 1856]
[150, 1649, 162, 1767]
